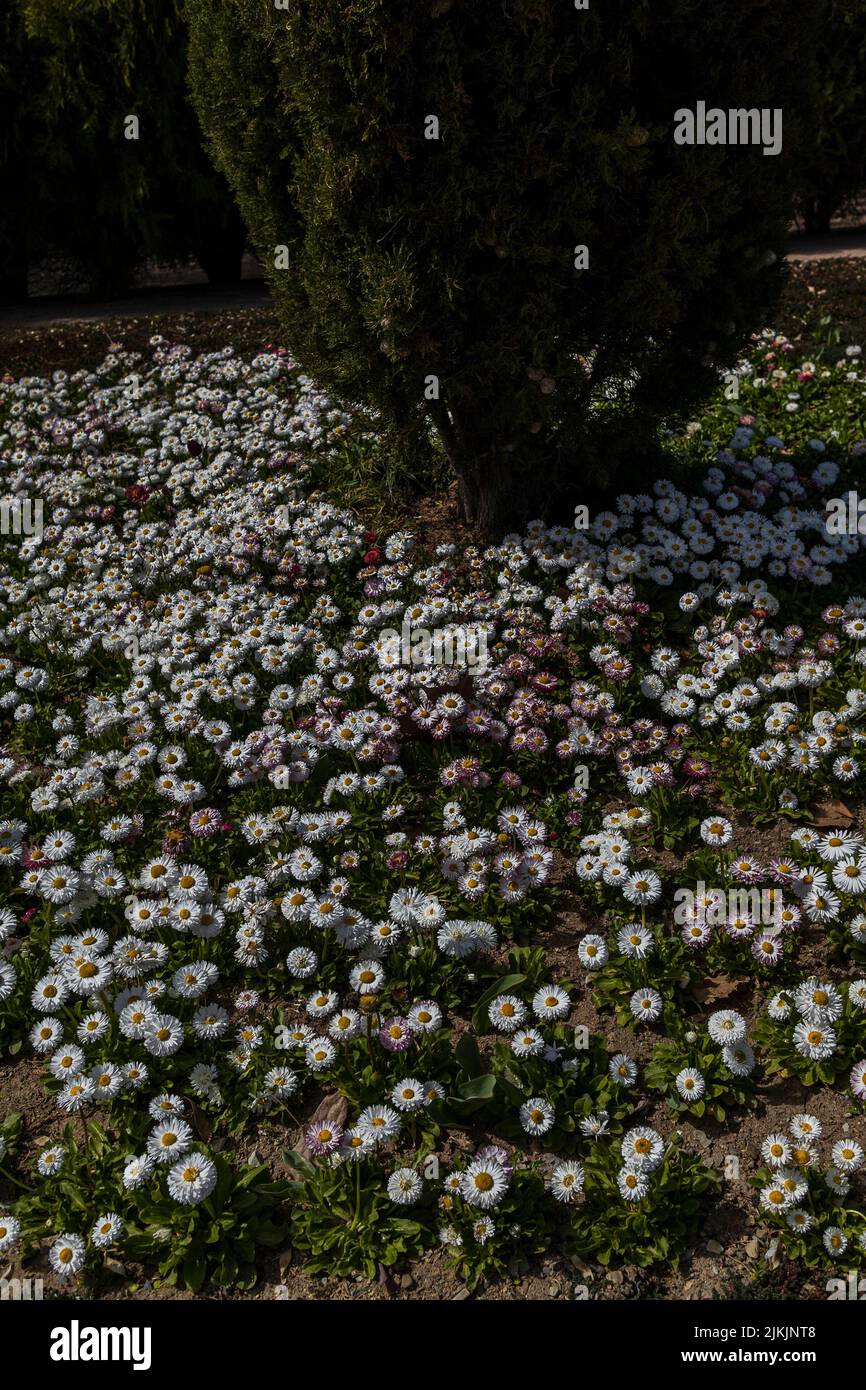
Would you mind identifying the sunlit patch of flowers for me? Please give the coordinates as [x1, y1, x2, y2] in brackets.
[755, 969, 866, 1086]
[752, 1113, 866, 1268]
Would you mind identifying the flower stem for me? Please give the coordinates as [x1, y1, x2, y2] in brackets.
[349, 1160, 362, 1230]
[0, 1164, 31, 1191]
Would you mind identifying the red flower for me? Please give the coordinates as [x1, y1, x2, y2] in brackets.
[364, 548, 381, 566]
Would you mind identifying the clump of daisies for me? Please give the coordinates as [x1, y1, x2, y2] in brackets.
[435, 1146, 554, 1289]
[757, 976, 866, 1086]
[566, 1128, 719, 1268]
[753, 1114, 866, 1267]
[645, 1009, 757, 1120]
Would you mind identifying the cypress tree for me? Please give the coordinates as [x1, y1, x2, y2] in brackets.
[199, 2, 813, 524]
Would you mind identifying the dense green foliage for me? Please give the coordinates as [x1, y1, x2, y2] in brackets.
[796, 0, 866, 233]
[0, 1, 41, 301]
[0, 0, 245, 300]
[187, 0, 816, 525]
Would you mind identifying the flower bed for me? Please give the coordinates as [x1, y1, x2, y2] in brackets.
[0, 331, 865, 1296]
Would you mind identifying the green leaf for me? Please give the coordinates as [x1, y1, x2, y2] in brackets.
[233, 1235, 255, 1263]
[237, 1163, 269, 1190]
[494, 1070, 524, 1107]
[182, 1253, 208, 1293]
[282, 1149, 316, 1179]
[471, 974, 527, 1033]
[391, 1219, 421, 1236]
[212, 1154, 233, 1208]
[448, 1072, 498, 1114]
[0, 1112, 23, 1143]
[255, 1222, 287, 1248]
[454, 1032, 483, 1080]
[456, 1073, 497, 1102]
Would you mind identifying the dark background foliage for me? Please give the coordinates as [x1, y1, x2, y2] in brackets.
[795, 0, 866, 235]
[0, 0, 245, 302]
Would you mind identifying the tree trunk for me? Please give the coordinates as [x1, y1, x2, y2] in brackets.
[196, 242, 245, 285]
[194, 208, 247, 285]
[0, 225, 28, 305]
[428, 399, 514, 535]
[429, 396, 668, 536]
[801, 195, 833, 236]
[455, 468, 509, 533]
[0, 250, 28, 305]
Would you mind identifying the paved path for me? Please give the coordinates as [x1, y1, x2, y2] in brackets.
[787, 229, 866, 261]
[0, 278, 272, 330]
[3, 230, 866, 331]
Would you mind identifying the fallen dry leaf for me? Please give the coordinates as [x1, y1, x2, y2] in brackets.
[692, 975, 747, 1006]
[186, 1097, 213, 1142]
[810, 800, 856, 826]
[295, 1092, 349, 1160]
